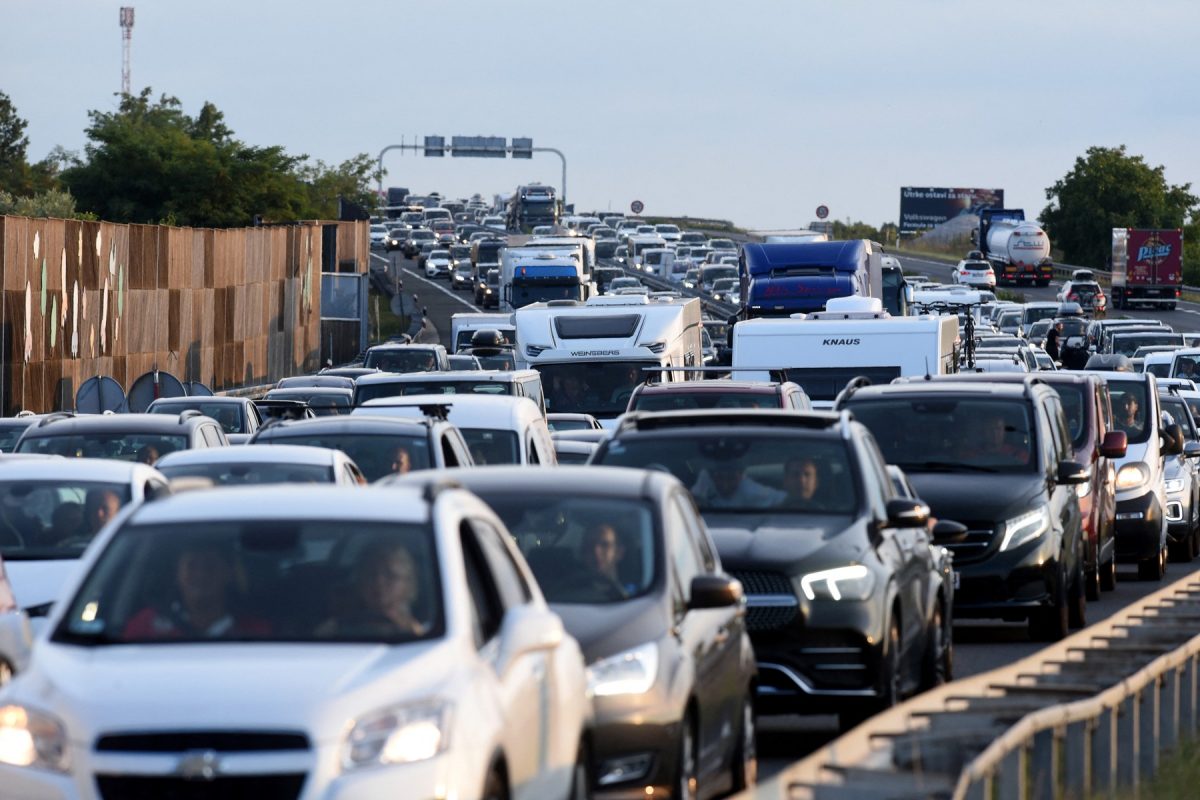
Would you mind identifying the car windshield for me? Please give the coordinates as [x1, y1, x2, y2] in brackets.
[157, 462, 334, 486]
[598, 435, 858, 514]
[1162, 398, 1198, 441]
[256, 433, 431, 481]
[538, 361, 654, 416]
[547, 418, 593, 432]
[1108, 381, 1152, 445]
[0, 423, 34, 452]
[631, 391, 776, 412]
[265, 392, 350, 416]
[363, 349, 440, 372]
[53, 519, 441, 645]
[1111, 334, 1184, 357]
[1047, 384, 1088, 449]
[702, 267, 737, 283]
[480, 494, 657, 604]
[1023, 307, 1058, 325]
[461, 429, 520, 465]
[655, 225, 680, 234]
[16, 433, 189, 462]
[0, 480, 133, 560]
[845, 398, 1038, 473]
[357, 380, 513, 403]
[712, 279, 737, 291]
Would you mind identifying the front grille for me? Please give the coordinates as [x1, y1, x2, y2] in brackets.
[96, 774, 306, 800]
[943, 523, 996, 564]
[96, 731, 310, 753]
[730, 570, 799, 632]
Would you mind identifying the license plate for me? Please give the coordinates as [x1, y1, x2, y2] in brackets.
[953, 571, 961, 590]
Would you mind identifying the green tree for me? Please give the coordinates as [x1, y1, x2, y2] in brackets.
[298, 154, 383, 220]
[831, 219, 897, 243]
[1042, 145, 1198, 269]
[0, 91, 63, 197]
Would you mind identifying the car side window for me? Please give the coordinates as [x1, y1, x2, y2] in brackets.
[459, 524, 505, 648]
[526, 433, 540, 465]
[665, 500, 703, 607]
[854, 434, 890, 521]
[441, 434, 461, 468]
[1045, 396, 1071, 462]
[1034, 402, 1057, 471]
[470, 518, 531, 608]
[673, 492, 716, 572]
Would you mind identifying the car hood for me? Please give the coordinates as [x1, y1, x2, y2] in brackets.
[15, 639, 458, 746]
[703, 513, 865, 573]
[553, 594, 665, 665]
[906, 472, 1044, 525]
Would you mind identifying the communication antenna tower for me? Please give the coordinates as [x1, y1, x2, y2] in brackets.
[119, 7, 134, 95]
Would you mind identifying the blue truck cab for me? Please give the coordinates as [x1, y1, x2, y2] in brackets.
[740, 239, 882, 318]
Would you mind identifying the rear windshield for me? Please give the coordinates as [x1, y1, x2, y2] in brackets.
[157, 463, 334, 486]
[631, 391, 776, 412]
[356, 380, 514, 404]
[255, 432, 431, 482]
[150, 402, 245, 434]
[17, 433, 189, 462]
[363, 349, 440, 372]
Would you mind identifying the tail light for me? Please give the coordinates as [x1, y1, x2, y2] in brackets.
[1067, 293, 1078, 301]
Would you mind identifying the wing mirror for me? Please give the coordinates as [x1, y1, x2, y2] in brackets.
[931, 519, 969, 544]
[885, 498, 930, 529]
[1100, 430, 1128, 459]
[497, 606, 563, 675]
[1185, 441, 1200, 458]
[688, 574, 743, 610]
[1056, 460, 1092, 485]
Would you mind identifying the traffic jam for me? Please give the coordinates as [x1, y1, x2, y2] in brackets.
[0, 187, 1195, 800]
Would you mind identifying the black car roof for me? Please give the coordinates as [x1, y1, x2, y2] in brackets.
[391, 465, 668, 500]
[614, 409, 845, 435]
[22, 412, 213, 436]
[251, 415, 437, 438]
[841, 381, 1047, 401]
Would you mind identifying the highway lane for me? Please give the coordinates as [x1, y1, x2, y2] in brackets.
[895, 252, 1200, 333]
[371, 250, 481, 348]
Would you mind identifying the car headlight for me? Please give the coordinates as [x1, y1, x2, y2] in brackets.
[1116, 463, 1151, 492]
[586, 642, 658, 697]
[343, 699, 452, 771]
[1165, 478, 1186, 494]
[799, 565, 874, 601]
[0, 705, 69, 772]
[999, 506, 1051, 551]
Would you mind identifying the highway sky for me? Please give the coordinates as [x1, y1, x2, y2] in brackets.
[4, 0, 1200, 230]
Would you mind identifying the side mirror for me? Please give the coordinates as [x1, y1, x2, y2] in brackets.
[903, 283, 915, 304]
[1056, 459, 1092, 485]
[931, 519, 969, 544]
[497, 606, 563, 674]
[689, 574, 743, 611]
[885, 497, 930, 529]
[1163, 424, 1185, 457]
[1185, 441, 1200, 458]
[1100, 430, 1128, 459]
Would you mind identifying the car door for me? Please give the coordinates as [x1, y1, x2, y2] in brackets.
[462, 519, 551, 800]
[673, 490, 745, 771]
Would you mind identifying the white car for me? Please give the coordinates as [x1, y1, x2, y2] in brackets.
[0, 485, 592, 799]
[954, 259, 996, 289]
[154, 444, 366, 486]
[0, 554, 31, 686]
[653, 224, 682, 243]
[369, 225, 388, 249]
[424, 250, 452, 278]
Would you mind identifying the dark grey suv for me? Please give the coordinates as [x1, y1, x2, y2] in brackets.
[14, 412, 227, 465]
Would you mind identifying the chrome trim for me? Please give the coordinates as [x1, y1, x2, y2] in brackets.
[756, 661, 877, 697]
[745, 594, 799, 608]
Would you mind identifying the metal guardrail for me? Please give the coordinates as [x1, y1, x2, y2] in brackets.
[750, 569, 1200, 800]
[601, 258, 739, 318]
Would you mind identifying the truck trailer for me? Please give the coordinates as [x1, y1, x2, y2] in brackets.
[739, 239, 883, 318]
[1111, 228, 1183, 310]
[975, 209, 1053, 286]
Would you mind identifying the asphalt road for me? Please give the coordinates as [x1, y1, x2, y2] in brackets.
[370, 250, 481, 348]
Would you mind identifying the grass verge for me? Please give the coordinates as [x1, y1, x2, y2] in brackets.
[1103, 735, 1200, 799]
[366, 287, 410, 343]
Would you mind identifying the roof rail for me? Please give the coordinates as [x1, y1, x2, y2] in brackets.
[617, 409, 841, 434]
[833, 376, 873, 408]
[418, 404, 451, 421]
[14, 410, 35, 418]
[423, 478, 463, 504]
[37, 411, 75, 427]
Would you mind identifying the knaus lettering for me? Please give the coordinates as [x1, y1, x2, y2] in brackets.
[822, 338, 861, 346]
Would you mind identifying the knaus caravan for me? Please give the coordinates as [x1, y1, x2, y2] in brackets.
[732, 296, 959, 407]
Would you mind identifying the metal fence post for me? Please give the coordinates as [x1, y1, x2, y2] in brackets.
[1093, 705, 1116, 796]
[1163, 666, 1180, 754]
[1183, 653, 1198, 738]
[1117, 694, 1137, 789]
[997, 744, 1024, 800]
[1139, 682, 1159, 784]
[1030, 728, 1054, 799]
[964, 774, 988, 800]
[1063, 720, 1088, 798]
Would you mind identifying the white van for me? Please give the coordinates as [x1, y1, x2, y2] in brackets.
[354, 395, 556, 466]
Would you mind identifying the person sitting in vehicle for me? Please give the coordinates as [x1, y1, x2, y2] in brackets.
[123, 542, 270, 639]
[1114, 393, 1143, 437]
[320, 542, 425, 638]
[391, 445, 412, 475]
[136, 444, 160, 466]
[85, 488, 123, 534]
[691, 459, 785, 509]
[971, 415, 1030, 465]
[213, 407, 241, 434]
[42, 502, 84, 548]
[780, 458, 835, 510]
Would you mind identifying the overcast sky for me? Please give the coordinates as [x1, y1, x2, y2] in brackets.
[5, 0, 1199, 229]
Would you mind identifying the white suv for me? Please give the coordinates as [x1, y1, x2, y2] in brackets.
[954, 258, 996, 289]
[0, 485, 592, 799]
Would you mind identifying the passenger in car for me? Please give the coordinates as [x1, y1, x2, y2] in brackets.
[691, 460, 785, 509]
[579, 523, 629, 599]
[85, 488, 122, 534]
[972, 416, 1030, 464]
[391, 446, 413, 475]
[321, 542, 425, 638]
[123, 543, 270, 639]
[1114, 393, 1143, 438]
[782, 458, 826, 509]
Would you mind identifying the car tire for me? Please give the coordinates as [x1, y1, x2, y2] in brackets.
[482, 764, 509, 800]
[1068, 563, 1087, 629]
[840, 614, 901, 732]
[730, 693, 758, 792]
[1085, 562, 1101, 602]
[1167, 303, 1178, 311]
[920, 601, 953, 690]
[676, 712, 698, 800]
[1100, 555, 1118, 591]
[1138, 544, 1167, 581]
[1029, 568, 1069, 641]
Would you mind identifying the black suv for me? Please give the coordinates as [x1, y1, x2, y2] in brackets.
[592, 410, 956, 729]
[14, 411, 228, 464]
[837, 379, 1090, 640]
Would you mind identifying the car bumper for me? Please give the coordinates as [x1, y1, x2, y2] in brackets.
[589, 704, 683, 797]
[1166, 491, 1191, 544]
[952, 534, 1060, 621]
[1114, 490, 1164, 561]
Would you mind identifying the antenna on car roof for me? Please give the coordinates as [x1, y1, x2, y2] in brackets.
[924, 357, 932, 381]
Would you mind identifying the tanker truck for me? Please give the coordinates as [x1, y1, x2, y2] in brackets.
[973, 209, 1053, 287]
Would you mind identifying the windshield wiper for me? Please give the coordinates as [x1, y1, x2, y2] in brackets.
[900, 461, 1000, 473]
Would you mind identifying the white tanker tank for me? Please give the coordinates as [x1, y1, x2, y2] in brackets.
[977, 209, 1054, 286]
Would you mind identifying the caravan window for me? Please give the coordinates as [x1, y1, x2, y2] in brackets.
[554, 315, 641, 339]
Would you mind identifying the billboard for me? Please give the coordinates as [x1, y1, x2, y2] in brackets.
[899, 187, 1004, 234]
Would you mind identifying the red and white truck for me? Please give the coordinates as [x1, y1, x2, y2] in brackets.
[1110, 228, 1184, 310]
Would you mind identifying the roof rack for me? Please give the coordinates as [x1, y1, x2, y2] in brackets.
[178, 409, 204, 424]
[422, 478, 463, 503]
[833, 376, 874, 408]
[37, 411, 75, 427]
[617, 409, 841, 434]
